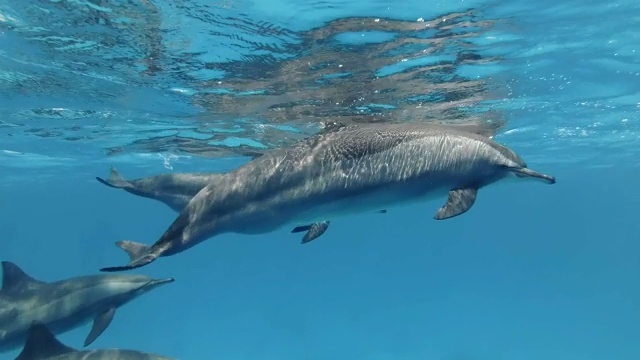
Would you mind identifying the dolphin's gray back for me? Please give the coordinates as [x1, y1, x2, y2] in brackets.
[222, 123, 520, 198]
[182, 122, 523, 230]
[0, 274, 153, 352]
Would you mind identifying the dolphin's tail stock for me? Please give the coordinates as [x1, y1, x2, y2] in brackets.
[99, 240, 159, 272]
[95, 167, 131, 189]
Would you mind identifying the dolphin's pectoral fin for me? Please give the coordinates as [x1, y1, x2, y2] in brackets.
[99, 240, 158, 272]
[434, 188, 478, 220]
[84, 307, 116, 347]
[96, 166, 130, 189]
[292, 221, 331, 244]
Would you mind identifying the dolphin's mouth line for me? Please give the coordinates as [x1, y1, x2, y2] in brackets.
[146, 277, 175, 287]
[510, 167, 556, 184]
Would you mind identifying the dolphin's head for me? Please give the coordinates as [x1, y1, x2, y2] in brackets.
[105, 274, 175, 298]
[65, 274, 175, 308]
[491, 142, 556, 185]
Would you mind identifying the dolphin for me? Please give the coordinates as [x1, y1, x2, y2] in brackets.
[95, 121, 358, 241]
[96, 169, 221, 212]
[96, 168, 385, 243]
[15, 322, 175, 360]
[99, 122, 556, 272]
[0, 261, 174, 353]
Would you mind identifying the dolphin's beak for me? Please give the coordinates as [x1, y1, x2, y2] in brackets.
[146, 277, 175, 288]
[514, 168, 556, 184]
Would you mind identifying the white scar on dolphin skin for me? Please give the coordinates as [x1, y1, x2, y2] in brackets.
[99, 121, 556, 273]
[0, 261, 174, 353]
[15, 322, 175, 360]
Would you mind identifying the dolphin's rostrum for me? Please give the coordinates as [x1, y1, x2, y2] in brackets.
[99, 122, 556, 272]
[0, 261, 174, 353]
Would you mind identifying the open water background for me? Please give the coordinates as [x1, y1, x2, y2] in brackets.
[1, 0, 639, 359]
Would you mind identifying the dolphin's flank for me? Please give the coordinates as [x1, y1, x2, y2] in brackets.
[99, 122, 556, 272]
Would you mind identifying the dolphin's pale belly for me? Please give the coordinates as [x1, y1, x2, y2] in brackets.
[222, 172, 458, 234]
[287, 180, 451, 224]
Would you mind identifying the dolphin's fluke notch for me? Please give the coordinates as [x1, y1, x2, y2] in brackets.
[95, 167, 131, 189]
[99, 241, 158, 273]
[509, 167, 556, 184]
[15, 323, 75, 360]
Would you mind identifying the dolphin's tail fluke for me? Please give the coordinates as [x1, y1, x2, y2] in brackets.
[96, 167, 131, 189]
[511, 167, 556, 184]
[99, 240, 158, 272]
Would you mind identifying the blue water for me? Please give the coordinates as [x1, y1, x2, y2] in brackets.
[1, 0, 639, 359]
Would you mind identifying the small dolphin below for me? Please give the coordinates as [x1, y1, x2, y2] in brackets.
[99, 122, 556, 272]
[14, 322, 175, 360]
[96, 167, 386, 244]
[0, 261, 174, 352]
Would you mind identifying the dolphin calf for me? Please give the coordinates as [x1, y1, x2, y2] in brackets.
[0, 261, 174, 352]
[96, 168, 384, 243]
[99, 122, 556, 272]
[96, 168, 222, 212]
[15, 322, 175, 360]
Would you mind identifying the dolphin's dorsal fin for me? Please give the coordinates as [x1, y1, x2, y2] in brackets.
[15, 323, 76, 360]
[1, 261, 46, 293]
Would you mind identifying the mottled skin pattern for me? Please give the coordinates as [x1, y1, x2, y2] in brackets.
[15, 323, 174, 360]
[0, 262, 173, 353]
[100, 122, 556, 272]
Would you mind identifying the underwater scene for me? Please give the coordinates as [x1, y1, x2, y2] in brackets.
[0, 0, 639, 359]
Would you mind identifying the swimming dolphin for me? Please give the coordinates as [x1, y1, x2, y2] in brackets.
[95, 121, 357, 241]
[0, 261, 174, 352]
[99, 122, 556, 272]
[96, 169, 221, 212]
[96, 168, 384, 243]
[15, 322, 175, 360]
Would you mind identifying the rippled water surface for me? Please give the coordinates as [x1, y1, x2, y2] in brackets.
[2, 0, 638, 175]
